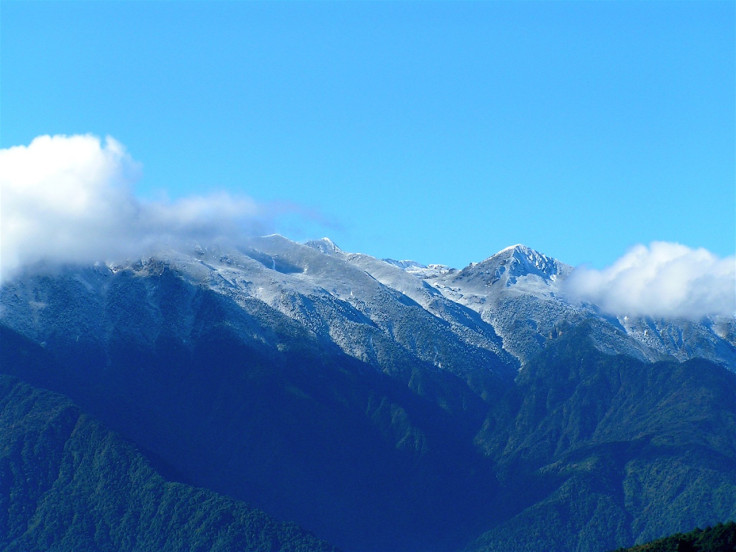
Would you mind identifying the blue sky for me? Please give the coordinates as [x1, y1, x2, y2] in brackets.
[2, 0, 734, 269]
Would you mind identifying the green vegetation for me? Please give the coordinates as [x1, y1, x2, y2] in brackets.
[468, 323, 736, 552]
[0, 375, 337, 552]
[611, 521, 736, 551]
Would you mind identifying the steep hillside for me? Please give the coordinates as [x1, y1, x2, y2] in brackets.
[0, 281, 499, 551]
[470, 324, 736, 552]
[0, 373, 337, 552]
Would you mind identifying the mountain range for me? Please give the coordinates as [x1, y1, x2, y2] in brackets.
[1, 235, 734, 551]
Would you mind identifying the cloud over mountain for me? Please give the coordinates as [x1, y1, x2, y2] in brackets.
[2, 135, 733, 322]
[0, 134, 272, 280]
[564, 242, 736, 319]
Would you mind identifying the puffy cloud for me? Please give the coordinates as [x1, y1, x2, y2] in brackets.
[564, 242, 736, 319]
[0, 134, 273, 280]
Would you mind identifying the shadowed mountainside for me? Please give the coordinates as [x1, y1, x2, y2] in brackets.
[0, 373, 337, 552]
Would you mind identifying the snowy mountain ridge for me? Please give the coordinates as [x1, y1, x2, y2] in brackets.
[2, 235, 734, 374]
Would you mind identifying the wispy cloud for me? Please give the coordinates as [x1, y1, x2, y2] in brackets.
[564, 242, 736, 319]
[0, 134, 302, 280]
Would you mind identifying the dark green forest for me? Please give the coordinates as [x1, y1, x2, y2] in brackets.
[611, 522, 736, 552]
[0, 374, 337, 552]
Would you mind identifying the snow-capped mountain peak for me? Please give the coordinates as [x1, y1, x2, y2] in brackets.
[442, 244, 571, 295]
[304, 237, 343, 257]
[488, 244, 570, 283]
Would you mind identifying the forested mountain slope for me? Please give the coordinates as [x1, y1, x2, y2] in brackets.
[1, 237, 734, 551]
[611, 521, 736, 552]
[0, 372, 337, 552]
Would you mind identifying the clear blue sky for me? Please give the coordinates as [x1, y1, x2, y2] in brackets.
[2, 0, 734, 268]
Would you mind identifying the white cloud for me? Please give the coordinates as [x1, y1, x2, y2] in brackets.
[563, 242, 736, 319]
[0, 134, 275, 280]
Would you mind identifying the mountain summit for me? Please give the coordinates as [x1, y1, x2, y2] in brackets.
[486, 243, 569, 282]
[304, 236, 343, 256]
[446, 243, 571, 294]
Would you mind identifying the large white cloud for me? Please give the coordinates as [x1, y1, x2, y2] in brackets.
[0, 134, 272, 281]
[564, 242, 736, 319]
